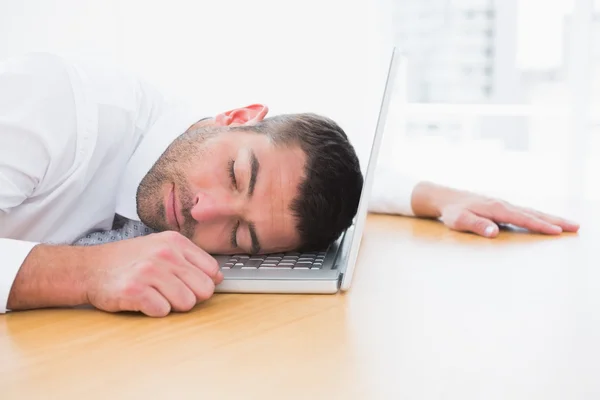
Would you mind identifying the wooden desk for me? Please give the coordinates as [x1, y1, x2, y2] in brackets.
[1, 202, 598, 400]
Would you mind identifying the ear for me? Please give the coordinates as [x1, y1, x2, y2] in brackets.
[214, 104, 269, 127]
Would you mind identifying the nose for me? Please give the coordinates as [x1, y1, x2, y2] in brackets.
[190, 191, 236, 223]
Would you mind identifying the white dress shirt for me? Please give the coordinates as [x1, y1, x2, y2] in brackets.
[0, 53, 417, 313]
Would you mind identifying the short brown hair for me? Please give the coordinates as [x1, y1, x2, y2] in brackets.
[232, 113, 363, 251]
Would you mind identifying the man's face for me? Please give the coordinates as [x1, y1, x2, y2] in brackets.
[136, 105, 306, 254]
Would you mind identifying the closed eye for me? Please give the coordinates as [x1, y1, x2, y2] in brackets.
[230, 220, 240, 248]
[228, 158, 237, 189]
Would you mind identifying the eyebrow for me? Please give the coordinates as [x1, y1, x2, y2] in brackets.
[248, 222, 261, 254]
[233, 150, 261, 254]
[248, 150, 260, 197]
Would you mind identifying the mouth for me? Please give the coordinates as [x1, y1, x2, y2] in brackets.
[166, 183, 181, 231]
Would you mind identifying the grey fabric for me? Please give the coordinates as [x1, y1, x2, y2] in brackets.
[74, 215, 155, 246]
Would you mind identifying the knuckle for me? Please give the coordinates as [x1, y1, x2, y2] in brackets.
[180, 294, 197, 311]
[455, 210, 472, 227]
[148, 304, 171, 318]
[488, 199, 506, 213]
[196, 282, 216, 301]
[159, 230, 185, 245]
[169, 290, 197, 312]
[154, 245, 175, 260]
[136, 260, 159, 276]
[161, 230, 181, 240]
[207, 258, 220, 275]
[141, 294, 170, 317]
[122, 281, 144, 298]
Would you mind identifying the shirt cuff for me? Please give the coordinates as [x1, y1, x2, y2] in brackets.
[0, 239, 38, 313]
[368, 163, 420, 217]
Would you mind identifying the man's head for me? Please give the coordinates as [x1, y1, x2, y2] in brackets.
[136, 104, 363, 254]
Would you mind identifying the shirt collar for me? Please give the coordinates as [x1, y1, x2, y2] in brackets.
[115, 104, 202, 221]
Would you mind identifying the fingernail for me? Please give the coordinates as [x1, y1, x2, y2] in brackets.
[484, 225, 496, 237]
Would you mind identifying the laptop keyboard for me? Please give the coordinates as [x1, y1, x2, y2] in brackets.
[222, 251, 327, 270]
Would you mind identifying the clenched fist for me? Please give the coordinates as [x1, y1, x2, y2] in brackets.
[84, 231, 223, 317]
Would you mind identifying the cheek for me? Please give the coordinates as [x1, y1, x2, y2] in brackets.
[184, 157, 222, 188]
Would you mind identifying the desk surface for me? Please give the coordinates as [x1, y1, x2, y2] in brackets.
[1, 200, 598, 400]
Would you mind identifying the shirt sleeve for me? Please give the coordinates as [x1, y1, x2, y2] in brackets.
[0, 239, 38, 313]
[0, 53, 77, 313]
[368, 162, 419, 217]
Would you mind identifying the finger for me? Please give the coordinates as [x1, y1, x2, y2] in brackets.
[445, 210, 500, 238]
[180, 241, 223, 284]
[488, 206, 563, 235]
[149, 265, 198, 313]
[523, 208, 580, 232]
[173, 263, 216, 302]
[160, 232, 223, 283]
[133, 287, 172, 318]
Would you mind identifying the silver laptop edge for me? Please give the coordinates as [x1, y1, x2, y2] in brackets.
[338, 48, 400, 290]
[215, 48, 400, 294]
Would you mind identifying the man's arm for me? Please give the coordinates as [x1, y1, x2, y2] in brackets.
[7, 233, 224, 316]
[369, 164, 579, 237]
[0, 53, 78, 312]
[6, 244, 89, 310]
[368, 163, 418, 217]
[409, 181, 579, 237]
[0, 240, 39, 312]
[0, 52, 214, 316]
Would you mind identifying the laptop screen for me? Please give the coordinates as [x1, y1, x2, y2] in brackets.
[340, 47, 402, 290]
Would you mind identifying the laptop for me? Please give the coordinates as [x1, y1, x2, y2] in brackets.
[214, 48, 401, 294]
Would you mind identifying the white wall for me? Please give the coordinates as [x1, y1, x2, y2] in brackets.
[0, 0, 397, 167]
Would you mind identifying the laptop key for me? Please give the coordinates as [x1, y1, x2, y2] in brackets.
[260, 263, 277, 267]
[259, 267, 277, 270]
[277, 262, 295, 267]
[243, 259, 263, 269]
[311, 265, 322, 269]
[293, 266, 310, 270]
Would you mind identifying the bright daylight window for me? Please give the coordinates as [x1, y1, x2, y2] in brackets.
[382, 0, 600, 205]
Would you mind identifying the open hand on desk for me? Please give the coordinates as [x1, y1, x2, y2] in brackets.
[85, 231, 223, 317]
[410, 182, 580, 238]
